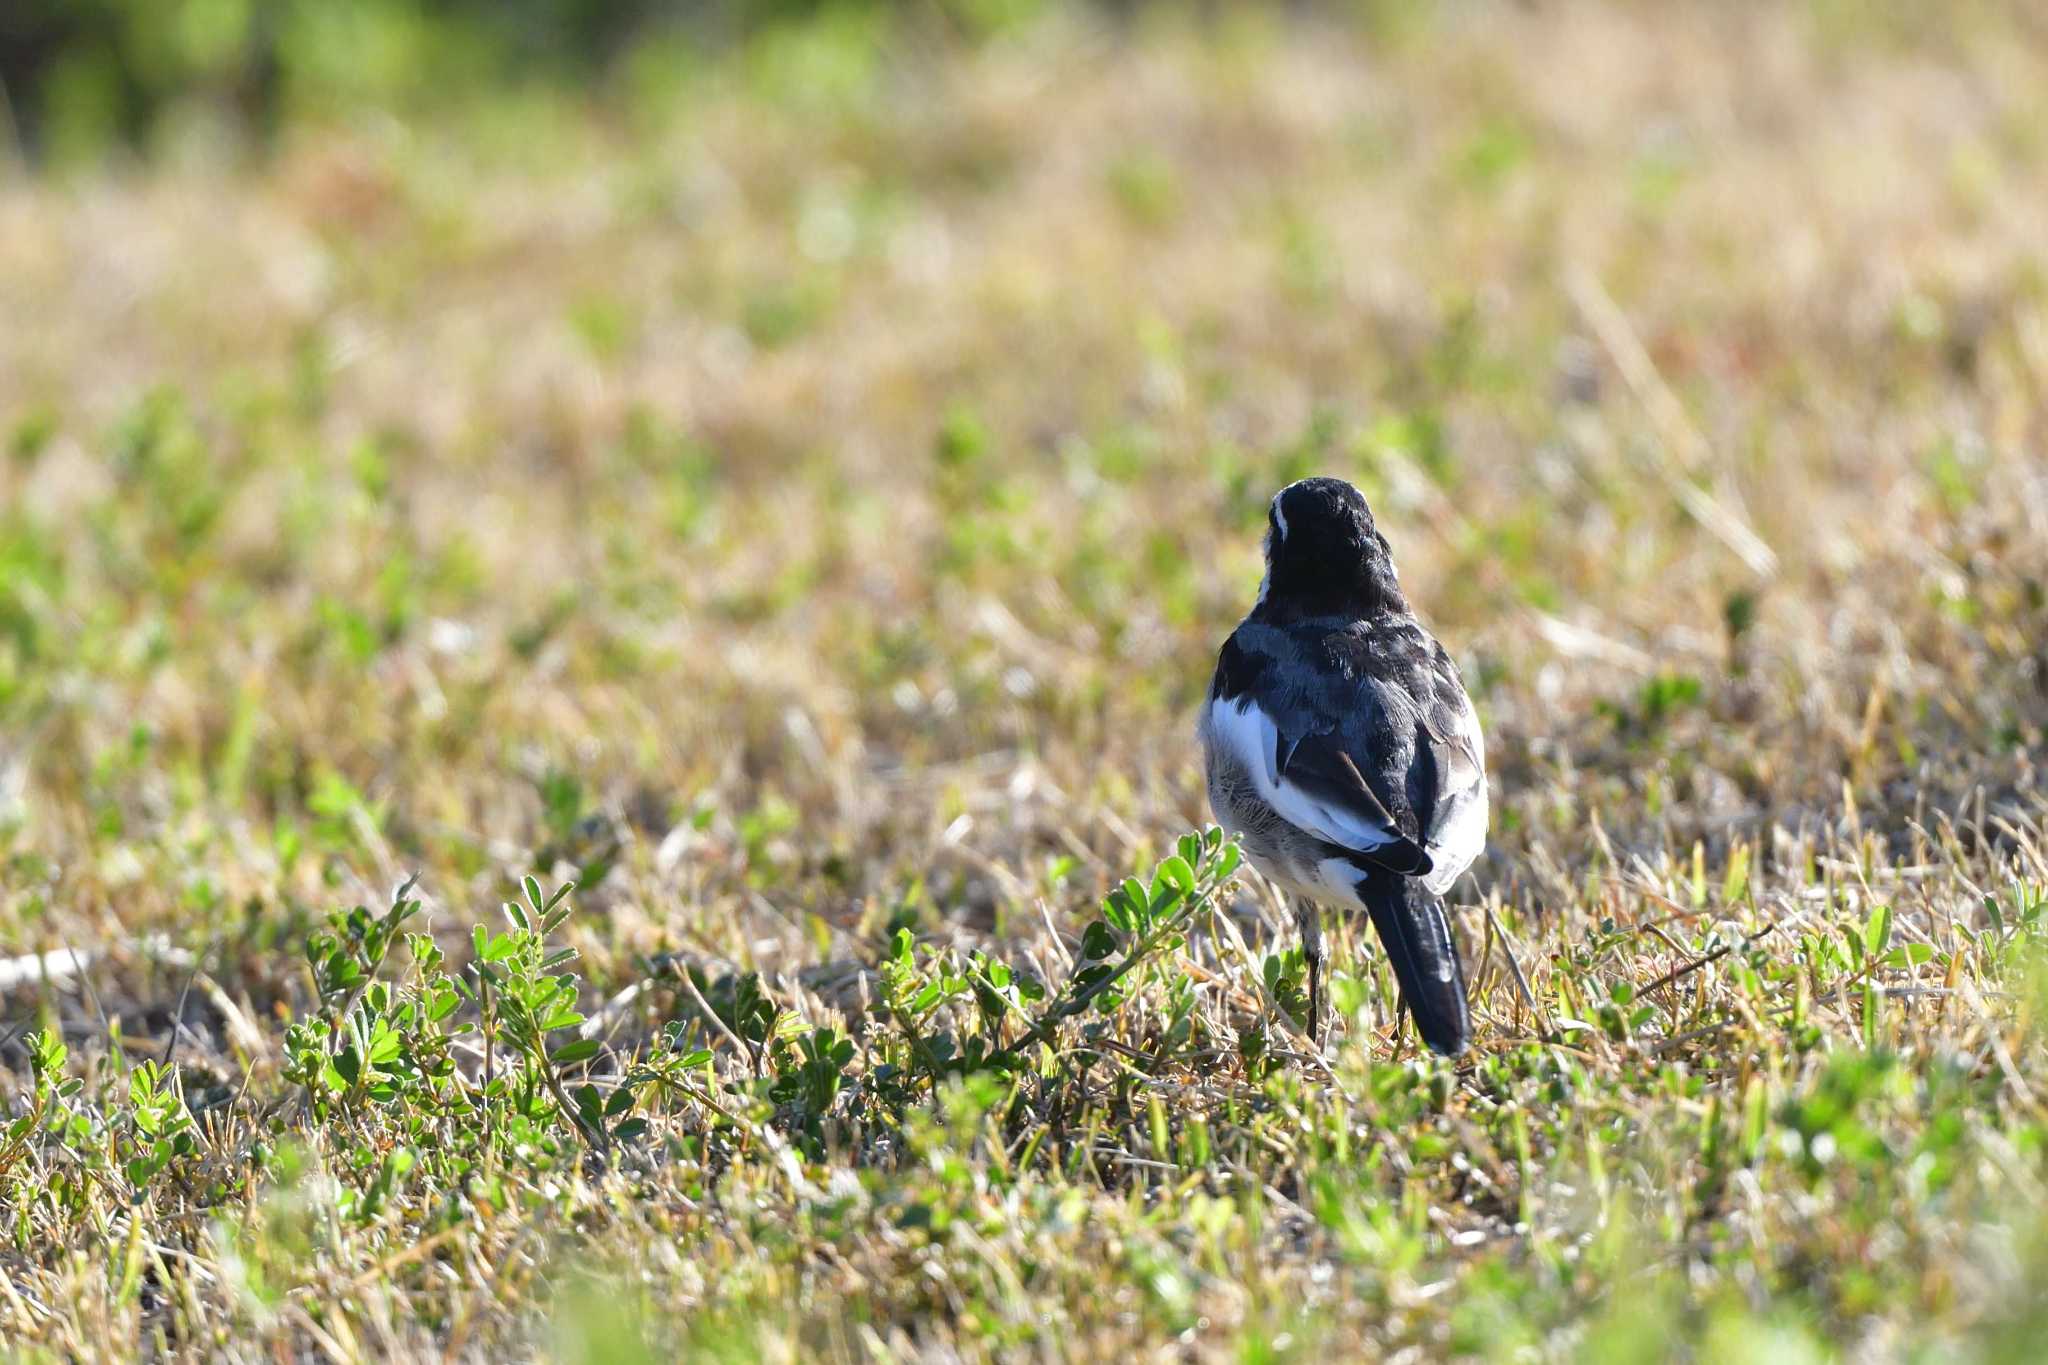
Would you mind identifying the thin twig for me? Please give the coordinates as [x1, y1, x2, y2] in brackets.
[160, 942, 208, 1068]
[1485, 904, 1544, 1030]
[673, 958, 752, 1060]
[1638, 921, 1781, 1001]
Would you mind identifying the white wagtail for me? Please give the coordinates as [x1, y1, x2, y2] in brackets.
[1200, 477, 1486, 1055]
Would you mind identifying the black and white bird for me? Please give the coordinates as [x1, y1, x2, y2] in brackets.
[1200, 477, 1487, 1055]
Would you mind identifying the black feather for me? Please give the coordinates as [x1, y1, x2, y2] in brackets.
[1279, 731, 1435, 877]
[1356, 872, 1471, 1056]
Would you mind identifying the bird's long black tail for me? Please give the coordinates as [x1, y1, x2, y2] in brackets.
[1358, 874, 1471, 1056]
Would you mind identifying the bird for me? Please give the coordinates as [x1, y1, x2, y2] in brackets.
[1199, 476, 1487, 1056]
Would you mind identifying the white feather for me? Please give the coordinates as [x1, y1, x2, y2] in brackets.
[1314, 857, 1370, 910]
[1204, 697, 1402, 856]
[1419, 696, 1488, 894]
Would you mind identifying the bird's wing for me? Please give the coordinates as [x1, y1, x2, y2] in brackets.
[1206, 631, 1433, 876]
[1416, 679, 1487, 895]
[1274, 727, 1433, 876]
[1205, 696, 1432, 874]
[1209, 622, 1487, 887]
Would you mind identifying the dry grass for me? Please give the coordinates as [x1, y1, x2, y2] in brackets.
[3, 2, 2048, 1359]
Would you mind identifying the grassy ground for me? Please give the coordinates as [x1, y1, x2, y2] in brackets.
[5, 2, 2048, 1359]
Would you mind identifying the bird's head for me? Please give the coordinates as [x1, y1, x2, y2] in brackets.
[1259, 476, 1407, 618]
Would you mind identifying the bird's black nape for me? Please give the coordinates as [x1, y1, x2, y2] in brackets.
[1261, 477, 1407, 621]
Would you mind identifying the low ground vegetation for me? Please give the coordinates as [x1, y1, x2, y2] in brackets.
[3, 2, 2048, 1358]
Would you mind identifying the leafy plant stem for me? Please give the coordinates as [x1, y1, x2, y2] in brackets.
[989, 877, 1222, 1069]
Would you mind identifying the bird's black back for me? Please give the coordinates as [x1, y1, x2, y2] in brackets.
[1209, 612, 1470, 849]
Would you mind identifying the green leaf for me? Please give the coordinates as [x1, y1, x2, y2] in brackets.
[1120, 878, 1148, 921]
[367, 1028, 403, 1066]
[1081, 921, 1117, 960]
[1722, 843, 1751, 904]
[28, 1031, 67, 1076]
[1147, 883, 1182, 924]
[1159, 854, 1196, 894]
[1864, 904, 1893, 958]
[574, 1084, 604, 1124]
[551, 1038, 601, 1064]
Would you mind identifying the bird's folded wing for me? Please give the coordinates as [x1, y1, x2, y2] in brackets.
[1207, 697, 1432, 876]
[1417, 697, 1488, 895]
[1277, 731, 1434, 876]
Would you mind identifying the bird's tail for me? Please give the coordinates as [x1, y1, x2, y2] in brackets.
[1358, 874, 1471, 1056]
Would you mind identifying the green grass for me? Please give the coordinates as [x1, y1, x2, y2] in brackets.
[4, 2, 2048, 1359]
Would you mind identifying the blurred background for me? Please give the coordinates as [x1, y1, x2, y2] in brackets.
[3, 0, 2045, 968]
[6, 3, 2048, 1356]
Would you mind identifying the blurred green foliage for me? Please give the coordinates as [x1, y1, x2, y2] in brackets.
[2, 0, 1990, 164]
[0, 0, 1058, 161]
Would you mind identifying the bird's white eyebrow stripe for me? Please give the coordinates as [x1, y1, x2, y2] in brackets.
[1270, 494, 1288, 541]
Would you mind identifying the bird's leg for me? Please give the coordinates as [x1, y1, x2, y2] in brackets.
[1295, 897, 1326, 1047]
